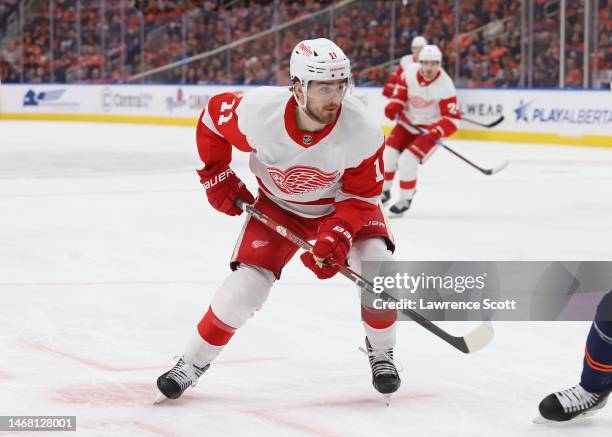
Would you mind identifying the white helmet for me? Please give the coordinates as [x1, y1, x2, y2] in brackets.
[418, 44, 442, 62]
[411, 36, 428, 49]
[289, 38, 351, 89]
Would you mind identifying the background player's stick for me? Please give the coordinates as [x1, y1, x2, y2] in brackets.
[236, 199, 494, 354]
[398, 115, 509, 175]
[462, 115, 504, 128]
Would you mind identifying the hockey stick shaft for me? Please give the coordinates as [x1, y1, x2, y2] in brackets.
[397, 115, 508, 175]
[235, 199, 493, 354]
[462, 115, 504, 129]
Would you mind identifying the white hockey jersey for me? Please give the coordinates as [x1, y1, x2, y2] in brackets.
[196, 87, 385, 230]
[390, 62, 461, 136]
[382, 54, 417, 97]
[400, 53, 418, 66]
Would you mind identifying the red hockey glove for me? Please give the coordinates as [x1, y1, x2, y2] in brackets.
[412, 126, 442, 151]
[300, 217, 353, 279]
[382, 84, 394, 98]
[197, 164, 254, 216]
[382, 76, 397, 98]
[384, 101, 404, 121]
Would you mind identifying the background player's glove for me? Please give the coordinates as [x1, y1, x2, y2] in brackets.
[382, 77, 396, 98]
[384, 101, 404, 121]
[197, 164, 254, 216]
[300, 217, 353, 279]
[412, 126, 442, 151]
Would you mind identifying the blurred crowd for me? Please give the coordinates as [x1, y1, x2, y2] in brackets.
[1, 0, 610, 88]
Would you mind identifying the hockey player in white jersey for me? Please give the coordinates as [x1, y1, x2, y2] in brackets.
[382, 36, 427, 98]
[155, 38, 401, 404]
[382, 44, 461, 216]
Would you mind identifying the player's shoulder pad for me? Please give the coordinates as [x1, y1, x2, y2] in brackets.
[406, 61, 420, 75]
[204, 91, 242, 130]
[438, 68, 457, 94]
[340, 95, 385, 155]
[234, 86, 290, 131]
[202, 91, 252, 151]
[207, 91, 241, 111]
[399, 54, 415, 69]
[237, 86, 289, 113]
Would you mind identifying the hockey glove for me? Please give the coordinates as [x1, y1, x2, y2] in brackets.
[197, 164, 254, 216]
[412, 126, 442, 151]
[384, 101, 405, 121]
[382, 76, 397, 98]
[300, 217, 353, 279]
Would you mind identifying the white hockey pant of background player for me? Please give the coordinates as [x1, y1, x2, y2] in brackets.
[383, 147, 420, 201]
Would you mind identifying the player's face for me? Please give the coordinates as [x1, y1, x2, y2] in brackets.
[304, 79, 347, 124]
[419, 60, 440, 81]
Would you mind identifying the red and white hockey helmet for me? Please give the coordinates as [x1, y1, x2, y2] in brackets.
[418, 44, 443, 63]
[411, 36, 428, 50]
[289, 38, 351, 89]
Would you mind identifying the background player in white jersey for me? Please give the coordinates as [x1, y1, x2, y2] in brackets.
[382, 45, 461, 216]
[382, 36, 428, 98]
[155, 38, 401, 404]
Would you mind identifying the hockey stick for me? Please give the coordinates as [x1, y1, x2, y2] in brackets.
[236, 199, 494, 354]
[462, 115, 504, 129]
[397, 115, 509, 175]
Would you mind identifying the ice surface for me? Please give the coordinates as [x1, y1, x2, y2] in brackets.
[1, 121, 611, 436]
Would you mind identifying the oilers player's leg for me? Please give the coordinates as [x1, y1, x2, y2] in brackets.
[536, 290, 612, 422]
[581, 290, 612, 393]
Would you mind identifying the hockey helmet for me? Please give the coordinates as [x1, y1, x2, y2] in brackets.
[411, 36, 428, 50]
[290, 38, 351, 89]
[418, 45, 443, 63]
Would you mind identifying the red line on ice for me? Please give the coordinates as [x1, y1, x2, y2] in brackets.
[27, 342, 285, 371]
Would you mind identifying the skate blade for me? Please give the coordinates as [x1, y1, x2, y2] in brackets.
[532, 415, 553, 424]
[154, 392, 168, 404]
[533, 409, 600, 424]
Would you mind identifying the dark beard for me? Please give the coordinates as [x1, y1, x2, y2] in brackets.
[305, 104, 336, 125]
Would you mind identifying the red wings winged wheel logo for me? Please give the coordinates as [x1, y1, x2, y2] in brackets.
[267, 165, 340, 195]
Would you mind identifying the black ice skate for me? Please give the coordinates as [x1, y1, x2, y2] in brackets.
[362, 337, 401, 405]
[534, 383, 610, 423]
[388, 198, 413, 217]
[155, 357, 210, 404]
[381, 190, 391, 205]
